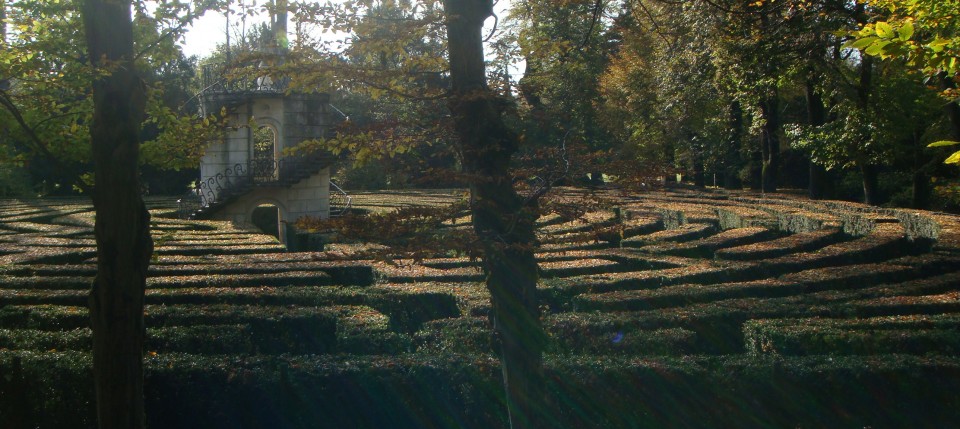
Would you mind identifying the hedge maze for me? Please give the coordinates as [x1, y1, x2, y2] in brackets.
[1, 188, 960, 428]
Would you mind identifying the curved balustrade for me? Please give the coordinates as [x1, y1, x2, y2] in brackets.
[178, 154, 345, 220]
[201, 63, 288, 95]
[330, 180, 352, 217]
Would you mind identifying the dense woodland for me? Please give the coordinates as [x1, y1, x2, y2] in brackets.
[1, 1, 960, 428]
[1, 0, 959, 208]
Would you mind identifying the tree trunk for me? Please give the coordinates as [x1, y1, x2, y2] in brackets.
[1, 0, 6, 43]
[911, 129, 933, 209]
[723, 100, 743, 190]
[759, 93, 780, 193]
[809, 162, 829, 199]
[805, 78, 830, 199]
[442, 1, 547, 428]
[82, 2, 153, 428]
[857, 55, 878, 205]
[861, 163, 883, 206]
[748, 138, 763, 190]
[691, 137, 705, 188]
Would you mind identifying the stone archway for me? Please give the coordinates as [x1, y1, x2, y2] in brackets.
[247, 198, 288, 244]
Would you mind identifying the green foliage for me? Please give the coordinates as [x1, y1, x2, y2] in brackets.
[788, 62, 944, 172]
[0, 161, 33, 197]
[0, 0, 221, 191]
[849, 0, 960, 77]
[928, 140, 960, 164]
[847, 0, 960, 166]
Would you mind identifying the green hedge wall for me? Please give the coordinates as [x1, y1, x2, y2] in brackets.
[2, 351, 958, 429]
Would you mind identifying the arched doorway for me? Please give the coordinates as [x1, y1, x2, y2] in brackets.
[252, 125, 278, 182]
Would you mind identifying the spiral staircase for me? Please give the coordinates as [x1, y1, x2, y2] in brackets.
[177, 152, 351, 220]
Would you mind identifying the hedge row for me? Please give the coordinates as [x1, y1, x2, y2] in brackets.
[852, 291, 960, 318]
[0, 285, 461, 333]
[572, 262, 937, 313]
[0, 221, 88, 235]
[0, 248, 96, 265]
[715, 207, 776, 230]
[715, 228, 844, 261]
[0, 323, 335, 355]
[636, 226, 777, 258]
[622, 223, 716, 247]
[4, 350, 957, 428]
[153, 243, 287, 256]
[754, 227, 915, 275]
[545, 259, 757, 297]
[154, 263, 382, 286]
[744, 314, 960, 356]
[148, 272, 336, 289]
[572, 280, 800, 312]
[0, 303, 421, 355]
[567, 268, 960, 354]
[0, 271, 342, 291]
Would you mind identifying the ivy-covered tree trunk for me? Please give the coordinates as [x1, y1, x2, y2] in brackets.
[82, 1, 153, 428]
[442, 1, 547, 428]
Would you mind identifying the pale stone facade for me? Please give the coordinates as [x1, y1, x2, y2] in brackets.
[199, 91, 333, 244]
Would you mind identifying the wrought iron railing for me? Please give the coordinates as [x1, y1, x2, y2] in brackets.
[199, 163, 250, 206]
[329, 180, 352, 217]
[177, 153, 343, 220]
[201, 62, 288, 94]
[177, 190, 202, 220]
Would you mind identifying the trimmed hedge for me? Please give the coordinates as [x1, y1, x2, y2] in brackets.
[637, 226, 777, 258]
[716, 207, 776, 230]
[0, 275, 91, 291]
[0, 285, 460, 333]
[414, 317, 493, 355]
[332, 305, 413, 354]
[622, 223, 716, 247]
[153, 243, 287, 256]
[0, 320, 337, 356]
[2, 351, 959, 428]
[572, 280, 802, 312]
[2, 189, 960, 428]
[756, 227, 914, 275]
[744, 314, 960, 356]
[146, 271, 336, 289]
[546, 313, 696, 356]
[547, 260, 758, 297]
[776, 263, 918, 292]
[715, 228, 844, 261]
[852, 291, 960, 318]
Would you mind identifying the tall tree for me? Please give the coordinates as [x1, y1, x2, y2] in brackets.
[82, 0, 152, 428]
[443, 0, 547, 427]
[513, 0, 617, 185]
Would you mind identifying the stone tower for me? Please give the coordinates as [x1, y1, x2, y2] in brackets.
[183, 1, 342, 245]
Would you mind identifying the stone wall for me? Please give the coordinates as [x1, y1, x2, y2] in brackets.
[199, 91, 334, 244]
